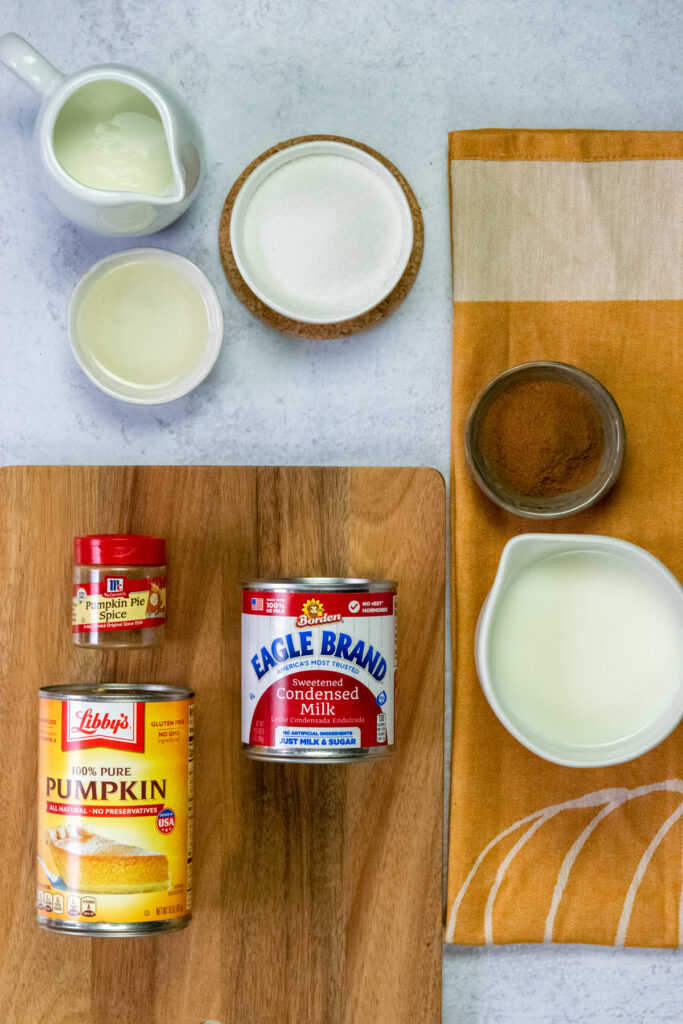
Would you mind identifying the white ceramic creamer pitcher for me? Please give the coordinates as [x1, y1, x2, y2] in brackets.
[0, 34, 204, 236]
[475, 533, 683, 767]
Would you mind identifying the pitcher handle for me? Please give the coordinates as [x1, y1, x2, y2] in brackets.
[0, 33, 63, 96]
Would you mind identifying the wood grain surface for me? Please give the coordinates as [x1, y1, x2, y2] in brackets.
[0, 466, 444, 1024]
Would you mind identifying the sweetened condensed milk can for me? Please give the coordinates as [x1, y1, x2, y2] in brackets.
[37, 683, 193, 935]
[242, 578, 397, 762]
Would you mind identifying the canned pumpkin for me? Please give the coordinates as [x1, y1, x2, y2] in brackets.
[37, 683, 193, 935]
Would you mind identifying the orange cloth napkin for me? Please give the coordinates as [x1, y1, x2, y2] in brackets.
[446, 129, 683, 947]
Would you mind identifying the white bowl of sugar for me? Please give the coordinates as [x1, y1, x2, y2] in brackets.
[229, 139, 414, 324]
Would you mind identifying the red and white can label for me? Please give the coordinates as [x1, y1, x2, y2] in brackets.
[241, 589, 396, 752]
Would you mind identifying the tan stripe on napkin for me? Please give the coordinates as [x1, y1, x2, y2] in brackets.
[446, 129, 683, 947]
[451, 160, 682, 300]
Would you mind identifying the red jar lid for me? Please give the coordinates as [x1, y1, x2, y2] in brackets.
[74, 534, 166, 566]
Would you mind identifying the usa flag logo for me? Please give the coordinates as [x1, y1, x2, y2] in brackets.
[251, 597, 263, 610]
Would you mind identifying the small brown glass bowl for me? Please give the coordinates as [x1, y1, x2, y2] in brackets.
[465, 361, 626, 519]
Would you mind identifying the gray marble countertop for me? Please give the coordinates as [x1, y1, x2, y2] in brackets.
[1, 1, 681, 1021]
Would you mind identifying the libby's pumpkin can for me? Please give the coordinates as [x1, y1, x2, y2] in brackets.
[37, 683, 194, 935]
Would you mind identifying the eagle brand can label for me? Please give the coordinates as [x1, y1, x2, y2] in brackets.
[242, 582, 396, 761]
[37, 684, 193, 934]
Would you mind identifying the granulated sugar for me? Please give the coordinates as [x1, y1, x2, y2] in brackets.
[239, 153, 406, 321]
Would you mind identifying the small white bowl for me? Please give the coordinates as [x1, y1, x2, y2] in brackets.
[230, 139, 414, 324]
[68, 248, 224, 404]
[476, 534, 683, 767]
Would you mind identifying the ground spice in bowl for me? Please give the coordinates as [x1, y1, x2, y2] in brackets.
[465, 362, 625, 519]
[479, 378, 605, 498]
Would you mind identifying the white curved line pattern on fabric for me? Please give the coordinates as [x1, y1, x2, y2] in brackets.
[445, 780, 683, 946]
[484, 816, 548, 945]
[615, 800, 683, 947]
[544, 801, 619, 943]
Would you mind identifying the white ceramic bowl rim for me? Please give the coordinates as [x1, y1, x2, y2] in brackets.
[229, 139, 414, 324]
[476, 533, 683, 768]
[67, 247, 224, 405]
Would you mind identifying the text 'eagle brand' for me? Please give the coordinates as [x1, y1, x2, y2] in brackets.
[249, 630, 387, 682]
[242, 581, 397, 763]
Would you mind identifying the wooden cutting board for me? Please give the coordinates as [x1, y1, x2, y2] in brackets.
[0, 466, 445, 1024]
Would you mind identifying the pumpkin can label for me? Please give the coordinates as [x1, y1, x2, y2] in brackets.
[37, 688, 193, 933]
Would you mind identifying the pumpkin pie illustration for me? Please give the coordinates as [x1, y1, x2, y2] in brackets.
[146, 580, 166, 617]
[46, 824, 170, 895]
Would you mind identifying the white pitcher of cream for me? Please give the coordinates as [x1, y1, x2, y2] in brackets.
[476, 533, 683, 767]
[0, 34, 204, 236]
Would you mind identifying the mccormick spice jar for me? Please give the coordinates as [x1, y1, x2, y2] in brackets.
[73, 534, 167, 648]
[37, 683, 194, 935]
[242, 578, 397, 762]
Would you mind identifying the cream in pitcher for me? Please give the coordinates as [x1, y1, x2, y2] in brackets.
[0, 33, 203, 235]
[53, 81, 176, 196]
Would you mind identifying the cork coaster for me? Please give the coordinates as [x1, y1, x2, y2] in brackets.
[218, 134, 424, 340]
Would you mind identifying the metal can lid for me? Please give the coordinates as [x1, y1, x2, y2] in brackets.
[74, 534, 166, 567]
[242, 577, 397, 592]
[39, 683, 193, 702]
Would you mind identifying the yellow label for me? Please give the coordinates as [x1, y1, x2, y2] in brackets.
[37, 696, 192, 927]
[72, 577, 167, 633]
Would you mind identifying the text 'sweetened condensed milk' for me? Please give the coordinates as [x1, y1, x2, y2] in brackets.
[242, 578, 397, 762]
[37, 683, 194, 935]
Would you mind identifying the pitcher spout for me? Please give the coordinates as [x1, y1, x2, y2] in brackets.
[160, 120, 202, 205]
[122, 74, 203, 205]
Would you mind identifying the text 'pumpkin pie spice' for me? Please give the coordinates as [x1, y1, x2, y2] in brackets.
[72, 534, 167, 648]
[37, 683, 193, 935]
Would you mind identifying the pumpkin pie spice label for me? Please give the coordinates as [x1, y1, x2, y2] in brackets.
[71, 575, 167, 633]
[37, 694, 193, 929]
